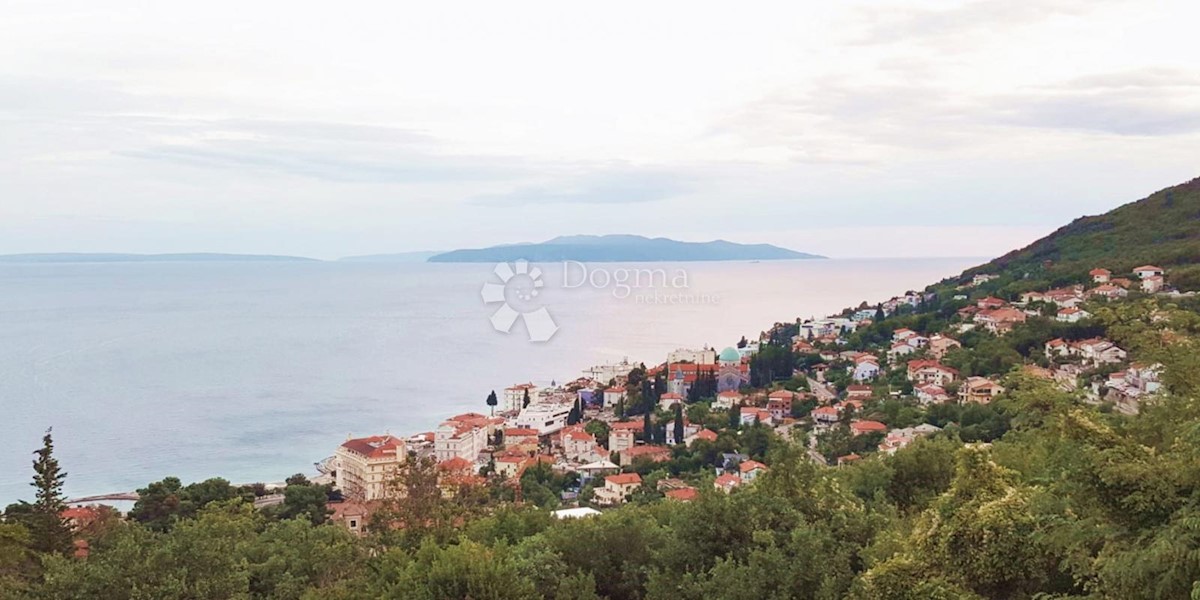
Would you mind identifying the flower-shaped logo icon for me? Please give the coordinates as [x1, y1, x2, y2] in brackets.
[480, 260, 559, 342]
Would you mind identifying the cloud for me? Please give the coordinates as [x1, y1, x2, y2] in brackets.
[851, 0, 1123, 46]
[717, 66, 1200, 163]
[471, 168, 691, 206]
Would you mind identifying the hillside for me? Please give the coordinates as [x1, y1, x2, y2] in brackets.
[428, 234, 823, 263]
[954, 176, 1200, 290]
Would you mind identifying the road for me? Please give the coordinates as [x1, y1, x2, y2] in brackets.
[807, 377, 837, 403]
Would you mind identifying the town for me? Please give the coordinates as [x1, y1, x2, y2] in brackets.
[320, 262, 1182, 533]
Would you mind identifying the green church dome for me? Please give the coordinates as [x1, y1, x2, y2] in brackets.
[719, 347, 741, 363]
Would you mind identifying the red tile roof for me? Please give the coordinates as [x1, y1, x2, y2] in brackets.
[850, 420, 888, 434]
[606, 472, 642, 486]
[340, 435, 405, 460]
[664, 487, 698, 501]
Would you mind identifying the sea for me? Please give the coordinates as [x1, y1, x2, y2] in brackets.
[0, 257, 981, 503]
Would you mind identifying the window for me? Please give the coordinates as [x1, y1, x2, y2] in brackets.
[349, 519, 357, 528]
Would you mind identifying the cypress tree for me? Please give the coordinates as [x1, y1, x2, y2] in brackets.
[673, 403, 685, 445]
[486, 390, 498, 416]
[28, 428, 72, 555]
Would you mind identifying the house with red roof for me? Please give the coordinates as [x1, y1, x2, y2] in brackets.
[849, 419, 888, 437]
[812, 406, 841, 426]
[1090, 268, 1111, 283]
[608, 420, 643, 453]
[974, 307, 1027, 334]
[739, 460, 768, 482]
[976, 296, 1007, 310]
[959, 377, 1005, 404]
[687, 428, 719, 447]
[335, 434, 407, 501]
[1133, 265, 1164, 279]
[594, 472, 642, 505]
[658, 392, 684, 410]
[714, 473, 742, 493]
[664, 487, 699, 502]
[906, 360, 959, 386]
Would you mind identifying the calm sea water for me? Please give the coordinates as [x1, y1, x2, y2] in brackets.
[0, 258, 979, 502]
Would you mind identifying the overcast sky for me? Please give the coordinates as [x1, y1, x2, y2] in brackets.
[2, 0, 1198, 258]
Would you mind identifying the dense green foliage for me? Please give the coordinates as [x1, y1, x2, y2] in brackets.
[6, 302, 1200, 599]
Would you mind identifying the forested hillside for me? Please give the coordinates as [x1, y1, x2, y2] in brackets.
[955, 176, 1200, 291]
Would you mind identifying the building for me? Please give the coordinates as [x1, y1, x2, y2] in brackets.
[513, 401, 574, 435]
[879, 424, 942, 454]
[503, 383, 538, 413]
[329, 501, 375, 536]
[853, 360, 881, 381]
[658, 392, 684, 410]
[561, 426, 602, 462]
[714, 473, 742, 493]
[1142, 275, 1165, 293]
[907, 360, 959, 386]
[1089, 284, 1128, 300]
[846, 384, 873, 399]
[766, 390, 797, 420]
[335, 435, 407, 501]
[608, 421, 643, 453]
[974, 307, 1027, 334]
[914, 384, 951, 405]
[667, 347, 716, 365]
[714, 390, 743, 409]
[664, 487, 699, 502]
[1057, 307, 1091, 322]
[687, 428, 719, 447]
[717, 346, 748, 392]
[739, 460, 768, 482]
[928, 334, 962, 360]
[435, 413, 499, 463]
[602, 387, 626, 408]
[959, 377, 1004, 404]
[812, 406, 840, 426]
[665, 418, 701, 445]
[594, 472, 642, 505]
[740, 406, 773, 426]
[1090, 268, 1111, 283]
[1133, 265, 1164, 279]
[849, 420, 888, 437]
[503, 427, 540, 450]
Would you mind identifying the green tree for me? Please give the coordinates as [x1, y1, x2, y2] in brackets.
[21, 429, 73, 556]
[487, 390, 499, 416]
[672, 403, 685, 445]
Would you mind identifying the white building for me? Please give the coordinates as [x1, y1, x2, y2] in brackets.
[434, 414, 492, 463]
[602, 387, 626, 408]
[667, 347, 716, 365]
[512, 401, 574, 435]
[503, 383, 538, 413]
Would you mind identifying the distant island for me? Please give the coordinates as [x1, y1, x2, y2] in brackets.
[427, 235, 823, 263]
[337, 251, 443, 263]
[0, 253, 318, 263]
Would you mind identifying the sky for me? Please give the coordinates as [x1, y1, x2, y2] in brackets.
[2, 0, 1198, 258]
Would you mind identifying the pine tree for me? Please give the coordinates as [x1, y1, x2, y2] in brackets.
[486, 390, 498, 416]
[28, 429, 72, 555]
